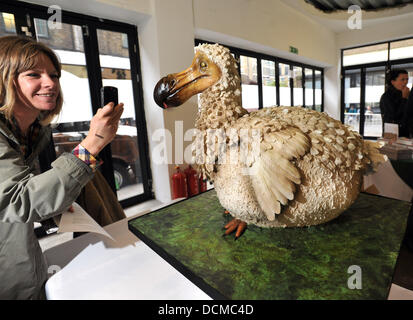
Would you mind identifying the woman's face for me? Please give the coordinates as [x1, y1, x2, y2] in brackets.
[14, 53, 60, 114]
[391, 73, 409, 91]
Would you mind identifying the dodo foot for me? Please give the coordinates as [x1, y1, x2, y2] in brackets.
[223, 218, 247, 240]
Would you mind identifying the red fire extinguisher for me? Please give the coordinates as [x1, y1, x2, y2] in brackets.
[199, 174, 207, 192]
[171, 166, 188, 200]
[184, 165, 200, 197]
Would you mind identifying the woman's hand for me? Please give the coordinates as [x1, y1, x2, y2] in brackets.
[80, 102, 124, 156]
[402, 86, 410, 99]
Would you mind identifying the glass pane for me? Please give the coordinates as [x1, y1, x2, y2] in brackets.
[279, 63, 291, 106]
[364, 66, 385, 137]
[35, 19, 94, 166]
[261, 59, 276, 107]
[390, 38, 413, 60]
[240, 55, 258, 111]
[97, 29, 143, 201]
[343, 43, 388, 66]
[0, 12, 17, 35]
[293, 66, 303, 106]
[304, 68, 313, 109]
[343, 69, 360, 132]
[315, 70, 322, 112]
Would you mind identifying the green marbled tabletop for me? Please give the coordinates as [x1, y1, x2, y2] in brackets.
[128, 190, 411, 300]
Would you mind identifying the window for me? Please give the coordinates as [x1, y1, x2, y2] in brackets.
[279, 63, 291, 106]
[343, 69, 361, 133]
[240, 55, 259, 111]
[315, 70, 322, 112]
[121, 33, 128, 49]
[364, 67, 385, 137]
[292, 66, 303, 106]
[341, 37, 413, 138]
[1, 12, 16, 34]
[2, 1, 153, 209]
[34, 18, 48, 38]
[261, 59, 276, 107]
[304, 68, 314, 109]
[390, 39, 413, 61]
[343, 43, 388, 67]
[195, 39, 324, 111]
[97, 29, 143, 200]
[349, 73, 360, 88]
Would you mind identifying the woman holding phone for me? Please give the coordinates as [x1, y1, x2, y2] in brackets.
[0, 35, 123, 299]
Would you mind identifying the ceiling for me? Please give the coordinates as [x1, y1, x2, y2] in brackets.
[280, 0, 413, 32]
[304, 0, 413, 13]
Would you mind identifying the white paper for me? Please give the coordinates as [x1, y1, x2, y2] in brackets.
[384, 123, 399, 136]
[58, 202, 115, 241]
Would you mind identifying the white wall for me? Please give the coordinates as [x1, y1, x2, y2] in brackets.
[193, 0, 336, 67]
[138, 0, 196, 203]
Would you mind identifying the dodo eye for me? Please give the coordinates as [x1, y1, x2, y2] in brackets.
[200, 61, 207, 69]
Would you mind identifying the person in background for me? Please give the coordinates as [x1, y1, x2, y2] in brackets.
[0, 35, 124, 299]
[348, 104, 357, 113]
[379, 69, 410, 137]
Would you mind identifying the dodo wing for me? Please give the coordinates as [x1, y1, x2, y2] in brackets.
[249, 127, 310, 221]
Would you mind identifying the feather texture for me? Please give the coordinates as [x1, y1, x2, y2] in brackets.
[249, 126, 310, 220]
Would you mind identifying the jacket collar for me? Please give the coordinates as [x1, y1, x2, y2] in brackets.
[0, 113, 19, 145]
[0, 112, 52, 161]
[388, 85, 402, 97]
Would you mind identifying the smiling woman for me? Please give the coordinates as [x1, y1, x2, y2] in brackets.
[0, 36, 63, 127]
[0, 35, 124, 299]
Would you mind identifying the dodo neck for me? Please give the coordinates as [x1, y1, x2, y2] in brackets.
[195, 84, 247, 131]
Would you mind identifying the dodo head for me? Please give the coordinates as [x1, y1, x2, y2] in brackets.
[153, 46, 222, 109]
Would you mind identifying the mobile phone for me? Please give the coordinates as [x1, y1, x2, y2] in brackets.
[101, 86, 118, 107]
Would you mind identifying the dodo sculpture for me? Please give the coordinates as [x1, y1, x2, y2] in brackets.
[154, 43, 387, 239]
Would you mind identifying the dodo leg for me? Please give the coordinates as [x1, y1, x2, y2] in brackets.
[223, 218, 247, 240]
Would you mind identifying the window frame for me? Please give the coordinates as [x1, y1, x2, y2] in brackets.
[195, 39, 324, 111]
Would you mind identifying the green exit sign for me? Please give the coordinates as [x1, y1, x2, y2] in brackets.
[289, 46, 298, 54]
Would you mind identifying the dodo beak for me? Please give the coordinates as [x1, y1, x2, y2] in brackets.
[153, 51, 221, 109]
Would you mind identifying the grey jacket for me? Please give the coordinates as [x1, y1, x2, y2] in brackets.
[0, 118, 94, 299]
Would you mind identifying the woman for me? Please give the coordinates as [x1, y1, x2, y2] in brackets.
[0, 35, 124, 299]
[379, 69, 410, 137]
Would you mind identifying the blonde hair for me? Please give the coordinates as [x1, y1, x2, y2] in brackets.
[0, 35, 63, 126]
